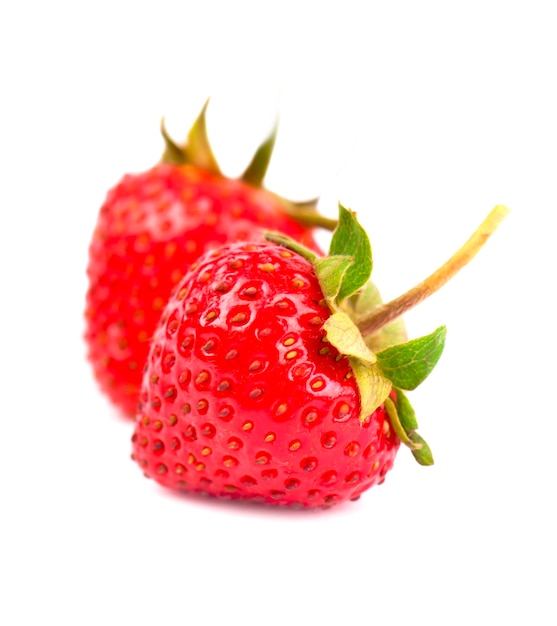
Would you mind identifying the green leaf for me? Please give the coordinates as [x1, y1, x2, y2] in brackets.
[329, 204, 373, 303]
[393, 387, 418, 432]
[314, 256, 354, 306]
[376, 326, 447, 390]
[324, 312, 376, 364]
[349, 358, 392, 423]
[409, 432, 434, 466]
[241, 118, 278, 187]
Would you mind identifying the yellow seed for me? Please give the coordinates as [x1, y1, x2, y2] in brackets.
[311, 380, 324, 390]
[283, 337, 295, 346]
[285, 350, 297, 360]
[201, 447, 212, 456]
[138, 330, 149, 343]
[195, 463, 205, 472]
[171, 269, 182, 284]
[242, 421, 254, 431]
[165, 242, 178, 258]
[264, 433, 276, 443]
[289, 440, 301, 451]
[196, 371, 210, 385]
[382, 420, 390, 435]
[231, 312, 247, 323]
[258, 263, 275, 273]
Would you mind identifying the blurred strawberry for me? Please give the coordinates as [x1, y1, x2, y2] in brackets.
[85, 100, 332, 417]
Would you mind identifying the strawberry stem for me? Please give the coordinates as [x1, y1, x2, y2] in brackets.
[282, 201, 338, 231]
[357, 205, 510, 337]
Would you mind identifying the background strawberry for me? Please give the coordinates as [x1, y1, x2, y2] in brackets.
[85, 101, 333, 417]
[131, 204, 508, 508]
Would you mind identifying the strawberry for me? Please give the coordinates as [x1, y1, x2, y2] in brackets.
[85, 101, 332, 417]
[131, 204, 509, 508]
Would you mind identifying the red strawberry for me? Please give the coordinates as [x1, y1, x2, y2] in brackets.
[131, 204, 508, 508]
[85, 101, 332, 417]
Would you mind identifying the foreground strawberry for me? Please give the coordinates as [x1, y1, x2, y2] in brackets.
[85, 101, 331, 416]
[131, 204, 508, 508]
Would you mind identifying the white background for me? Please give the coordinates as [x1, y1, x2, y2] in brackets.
[1, 1, 555, 625]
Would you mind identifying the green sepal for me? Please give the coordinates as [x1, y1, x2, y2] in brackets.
[314, 256, 354, 306]
[183, 98, 220, 175]
[160, 99, 221, 175]
[349, 279, 383, 321]
[376, 326, 447, 390]
[264, 231, 319, 263]
[348, 357, 392, 423]
[392, 387, 418, 432]
[409, 432, 434, 466]
[384, 396, 412, 445]
[160, 117, 187, 165]
[349, 280, 408, 351]
[329, 204, 373, 303]
[241, 118, 278, 187]
[384, 394, 434, 465]
[323, 312, 376, 364]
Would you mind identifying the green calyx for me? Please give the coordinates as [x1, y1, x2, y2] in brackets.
[160, 98, 337, 231]
[266, 203, 510, 465]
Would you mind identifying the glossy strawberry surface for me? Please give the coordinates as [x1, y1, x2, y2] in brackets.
[131, 242, 400, 508]
[85, 164, 319, 417]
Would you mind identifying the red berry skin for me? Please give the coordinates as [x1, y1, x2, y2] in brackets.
[131, 242, 400, 509]
[85, 164, 320, 417]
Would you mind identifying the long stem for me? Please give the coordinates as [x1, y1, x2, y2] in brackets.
[358, 205, 510, 337]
